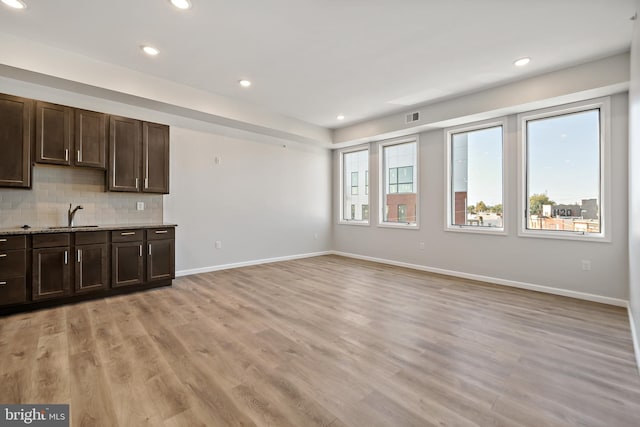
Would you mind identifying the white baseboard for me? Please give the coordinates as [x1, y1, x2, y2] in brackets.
[331, 251, 629, 307]
[629, 305, 640, 374]
[175, 251, 333, 277]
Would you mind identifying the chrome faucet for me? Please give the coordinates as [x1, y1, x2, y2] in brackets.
[68, 204, 84, 227]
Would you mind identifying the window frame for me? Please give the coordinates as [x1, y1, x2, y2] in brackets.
[517, 97, 611, 242]
[445, 118, 508, 235]
[338, 144, 370, 226]
[378, 136, 420, 229]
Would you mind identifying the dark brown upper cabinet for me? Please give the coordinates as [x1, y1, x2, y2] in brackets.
[109, 117, 169, 194]
[35, 101, 73, 166]
[75, 109, 107, 169]
[0, 94, 32, 188]
[143, 122, 170, 194]
[35, 104, 107, 169]
[108, 115, 141, 192]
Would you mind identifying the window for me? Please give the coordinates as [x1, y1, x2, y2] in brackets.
[519, 98, 609, 240]
[380, 138, 418, 227]
[365, 171, 369, 195]
[351, 172, 359, 195]
[446, 121, 504, 233]
[340, 147, 369, 224]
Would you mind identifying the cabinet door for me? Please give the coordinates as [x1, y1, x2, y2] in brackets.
[112, 242, 144, 287]
[108, 116, 141, 192]
[76, 244, 109, 293]
[32, 247, 71, 300]
[142, 122, 170, 194]
[75, 109, 107, 169]
[35, 101, 73, 166]
[0, 94, 31, 188]
[147, 239, 175, 282]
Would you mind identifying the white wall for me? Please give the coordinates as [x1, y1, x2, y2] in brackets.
[628, 0, 640, 365]
[164, 127, 332, 275]
[334, 93, 629, 304]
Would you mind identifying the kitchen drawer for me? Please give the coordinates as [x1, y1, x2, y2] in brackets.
[75, 231, 108, 245]
[0, 277, 27, 306]
[33, 233, 70, 249]
[111, 229, 143, 243]
[0, 235, 26, 251]
[0, 250, 26, 278]
[146, 227, 174, 241]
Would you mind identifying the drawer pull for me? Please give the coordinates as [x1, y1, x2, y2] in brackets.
[77, 249, 82, 263]
[0, 254, 6, 258]
[65, 149, 69, 161]
[148, 244, 152, 256]
[0, 281, 6, 286]
[139, 245, 143, 257]
[64, 251, 68, 265]
[155, 230, 168, 234]
[121, 232, 136, 236]
[0, 239, 6, 242]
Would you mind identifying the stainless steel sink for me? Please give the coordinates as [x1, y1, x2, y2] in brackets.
[46, 225, 100, 229]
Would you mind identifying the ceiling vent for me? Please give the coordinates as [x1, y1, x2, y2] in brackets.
[405, 111, 420, 124]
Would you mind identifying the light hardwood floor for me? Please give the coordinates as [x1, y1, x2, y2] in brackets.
[1, 255, 639, 426]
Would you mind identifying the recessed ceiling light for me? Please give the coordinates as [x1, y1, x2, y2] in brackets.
[1, 0, 27, 9]
[514, 57, 531, 67]
[142, 46, 160, 56]
[239, 80, 252, 88]
[337, 115, 345, 120]
[170, 0, 191, 10]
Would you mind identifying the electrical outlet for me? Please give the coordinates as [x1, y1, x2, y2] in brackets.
[581, 260, 591, 271]
[136, 202, 144, 211]
[215, 241, 222, 249]
[314, 233, 319, 240]
[214, 156, 221, 165]
[419, 242, 425, 250]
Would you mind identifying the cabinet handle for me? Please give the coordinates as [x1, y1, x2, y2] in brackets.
[77, 150, 82, 163]
[148, 243, 152, 256]
[64, 251, 68, 265]
[0, 254, 6, 258]
[0, 281, 6, 286]
[145, 178, 149, 189]
[0, 238, 6, 242]
[77, 249, 82, 263]
[155, 230, 168, 234]
[135, 178, 139, 189]
[139, 245, 142, 257]
[121, 232, 136, 236]
[65, 149, 69, 161]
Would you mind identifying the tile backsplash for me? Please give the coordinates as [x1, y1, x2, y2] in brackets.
[0, 165, 163, 228]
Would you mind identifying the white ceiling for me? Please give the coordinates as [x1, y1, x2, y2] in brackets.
[0, 0, 635, 129]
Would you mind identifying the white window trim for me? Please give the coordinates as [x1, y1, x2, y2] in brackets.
[378, 135, 420, 230]
[338, 144, 370, 226]
[444, 118, 508, 236]
[517, 97, 611, 242]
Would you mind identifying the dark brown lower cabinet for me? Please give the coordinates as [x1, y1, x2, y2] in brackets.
[112, 241, 144, 287]
[32, 247, 71, 301]
[147, 239, 175, 282]
[76, 244, 109, 293]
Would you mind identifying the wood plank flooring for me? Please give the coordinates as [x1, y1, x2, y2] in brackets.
[1, 255, 639, 426]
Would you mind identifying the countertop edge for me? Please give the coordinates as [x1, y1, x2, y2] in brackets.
[0, 224, 178, 236]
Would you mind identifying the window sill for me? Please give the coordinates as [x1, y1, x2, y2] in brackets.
[338, 220, 370, 227]
[518, 230, 610, 243]
[446, 225, 506, 236]
[377, 222, 420, 230]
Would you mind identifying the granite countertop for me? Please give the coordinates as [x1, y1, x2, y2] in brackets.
[0, 223, 177, 236]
